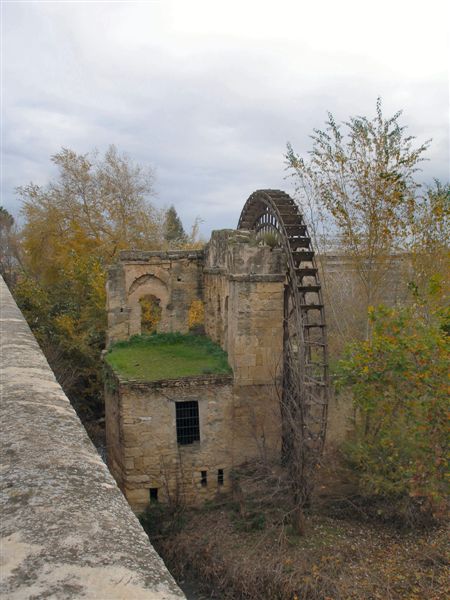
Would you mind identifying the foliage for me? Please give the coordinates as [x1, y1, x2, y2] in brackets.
[188, 299, 205, 330]
[337, 304, 449, 524]
[139, 295, 162, 334]
[139, 502, 186, 538]
[163, 205, 188, 246]
[0, 206, 20, 286]
[18, 146, 162, 277]
[13, 256, 107, 417]
[14, 146, 162, 418]
[286, 98, 431, 336]
[259, 231, 280, 248]
[408, 179, 449, 319]
[149, 486, 449, 600]
[106, 332, 232, 380]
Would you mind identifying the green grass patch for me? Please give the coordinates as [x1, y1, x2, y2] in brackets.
[105, 332, 232, 381]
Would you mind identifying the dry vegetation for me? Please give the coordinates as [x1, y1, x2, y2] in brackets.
[143, 462, 449, 600]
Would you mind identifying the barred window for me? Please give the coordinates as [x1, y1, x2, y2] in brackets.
[176, 401, 200, 445]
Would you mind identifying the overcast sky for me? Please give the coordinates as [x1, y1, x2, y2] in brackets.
[1, 0, 449, 236]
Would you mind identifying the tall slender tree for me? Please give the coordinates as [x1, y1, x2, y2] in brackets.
[163, 205, 188, 247]
[286, 98, 430, 338]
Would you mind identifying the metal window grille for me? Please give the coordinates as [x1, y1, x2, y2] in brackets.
[218, 469, 224, 486]
[176, 401, 200, 445]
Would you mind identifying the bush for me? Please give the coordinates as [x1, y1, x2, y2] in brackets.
[337, 305, 448, 526]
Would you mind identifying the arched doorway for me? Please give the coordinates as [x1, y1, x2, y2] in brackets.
[139, 294, 162, 334]
[128, 274, 169, 336]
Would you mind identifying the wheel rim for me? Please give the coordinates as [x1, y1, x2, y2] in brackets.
[238, 189, 329, 470]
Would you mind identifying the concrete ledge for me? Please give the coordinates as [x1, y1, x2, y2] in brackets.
[0, 277, 185, 599]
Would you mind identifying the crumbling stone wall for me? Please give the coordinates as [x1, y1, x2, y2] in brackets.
[105, 230, 286, 510]
[105, 370, 280, 512]
[107, 249, 204, 346]
[204, 230, 285, 385]
[105, 231, 410, 509]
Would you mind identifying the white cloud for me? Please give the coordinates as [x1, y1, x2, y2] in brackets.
[1, 0, 448, 234]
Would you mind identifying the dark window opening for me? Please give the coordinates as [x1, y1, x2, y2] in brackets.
[218, 469, 224, 486]
[149, 488, 158, 502]
[176, 401, 200, 445]
[201, 470, 207, 487]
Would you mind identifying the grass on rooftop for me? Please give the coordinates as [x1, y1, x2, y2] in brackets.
[105, 332, 232, 381]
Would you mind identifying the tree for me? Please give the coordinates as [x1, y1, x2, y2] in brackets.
[18, 146, 163, 283]
[15, 146, 163, 420]
[286, 98, 430, 338]
[408, 179, 449, 323]
[337, 304, 448, 525]
[0, 206, 20, 286]
[163, 205, 187, 247]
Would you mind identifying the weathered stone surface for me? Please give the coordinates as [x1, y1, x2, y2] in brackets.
[107, 252, 204, 346]
[104, 230, 370, 511]
[0, 277, 184, 599]
[105, 366, 281, 513]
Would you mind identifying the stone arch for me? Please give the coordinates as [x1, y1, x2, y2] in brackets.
[127, 274, 170, 336]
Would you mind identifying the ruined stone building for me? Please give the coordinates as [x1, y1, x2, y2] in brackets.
[104, 190, 411, 513]
[105, 229, 286, 512]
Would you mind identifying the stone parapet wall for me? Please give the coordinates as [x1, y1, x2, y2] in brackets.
[0, 277, 184, 599]
[319, 253, 413, 306]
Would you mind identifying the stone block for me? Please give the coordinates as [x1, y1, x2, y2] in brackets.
[124, 446, 144, 458]
[124, 458, 135, 470]
[127, 474, 151, 484]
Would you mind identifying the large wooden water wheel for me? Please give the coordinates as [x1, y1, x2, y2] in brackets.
[238, 189, 330, 506]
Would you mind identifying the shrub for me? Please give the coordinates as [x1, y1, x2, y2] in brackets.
[337, 305, 449, 526]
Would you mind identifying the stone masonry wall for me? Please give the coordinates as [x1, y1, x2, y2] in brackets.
[107, 250, 204, 347]
[0, 276, 184, 599]
[204, 230, 285, 385]
[106, 232, 414, 511]
[105, 368, 280, 513]
[104, 356, 349, 514]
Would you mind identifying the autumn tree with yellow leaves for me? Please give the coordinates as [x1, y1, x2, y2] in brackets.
[14, 146, 165, 418]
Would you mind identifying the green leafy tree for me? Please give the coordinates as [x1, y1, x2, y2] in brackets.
[337, 304, 449, 525]
[163, 205, 187, 247]
[286, 98, 431, 338]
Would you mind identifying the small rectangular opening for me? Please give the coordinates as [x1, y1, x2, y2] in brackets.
[218, 469, 224, 486]
[201, 470, 207, 487]
[149, 488, 158, 502]
[176, 401, 200, 445]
